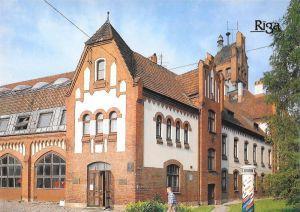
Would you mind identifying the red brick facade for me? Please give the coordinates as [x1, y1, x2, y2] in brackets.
[0, 20, 273, 208]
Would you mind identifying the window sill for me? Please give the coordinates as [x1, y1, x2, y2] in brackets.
[95, 134, 104, 143]
[82, 135, 90, 143]
[176, 141, 181, 148]
[261, 163, 265, 167]
[244, 160, 249, 164]
[209, 131, 216, 135]
[167, 139, 173, 146]
[184, 143, 190, 149]
[222, 155, 227, 160]
[156, 138, 163, 145]
[234, 157, 239, 163]
[208, 170, 217, 173]
[268, 164, 272, 169]
[222, 190, 227, 193]
[253, 162, 257, 166]
[234, 190, 239, 193]
[108, 133, 117, 142]
[94, 80, 106, 89]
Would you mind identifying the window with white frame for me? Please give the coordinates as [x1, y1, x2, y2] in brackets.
[253, 144, 257, 164]
[244, 141, 248, 161]
[109, 112, 117, 133]
[175, 122, 180, 142]
[222, 134, 227, 157]
[166, 119, 172, 140]
[96, 113, 103, 134]
[156, 116, 162, 138]
[234, 138, 238, 159]
[184, 124, 189, 144]
[96, 59, 105, 80]
[37, 112, 53, 128]
[83, 114, 90, 135]
[0, 118, 9, 132]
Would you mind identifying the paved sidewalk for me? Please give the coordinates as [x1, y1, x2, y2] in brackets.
[0, 200, 121, 212]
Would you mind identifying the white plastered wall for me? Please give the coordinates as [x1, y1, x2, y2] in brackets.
[221, 126, 272, 175]
[143, 99, 198, 171]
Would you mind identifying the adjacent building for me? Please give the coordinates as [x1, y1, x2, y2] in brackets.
[0, 19, 273, 207]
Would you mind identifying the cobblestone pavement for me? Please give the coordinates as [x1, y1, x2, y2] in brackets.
[0, 201, 122, 212]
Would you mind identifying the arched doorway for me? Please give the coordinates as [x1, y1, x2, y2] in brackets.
[87, 162, 111, 208]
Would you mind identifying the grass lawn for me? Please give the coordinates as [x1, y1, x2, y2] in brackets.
[191, 205, 214, 212]
[228, 199, 298, 212]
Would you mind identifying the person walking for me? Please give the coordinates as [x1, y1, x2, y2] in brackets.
[167, 187, 177, 212]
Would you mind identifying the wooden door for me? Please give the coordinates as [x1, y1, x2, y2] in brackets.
[208, 184, 215, 205]
[104, 171, 111, 208]
[87, 170, 103, 207]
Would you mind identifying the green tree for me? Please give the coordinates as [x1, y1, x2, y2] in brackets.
[263, 0, 300, 205]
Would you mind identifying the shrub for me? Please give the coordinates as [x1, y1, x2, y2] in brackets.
[125, 201, 166, 212]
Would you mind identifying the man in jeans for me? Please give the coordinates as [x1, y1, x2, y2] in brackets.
[167, 186, 177, 212]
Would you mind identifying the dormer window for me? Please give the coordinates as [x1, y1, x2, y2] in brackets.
[254, 122, 259, 131]
[15, 115, 30, 131]
[37, 112, 53, 128]
[0, 118, 9, 132]
[96, 59, 105, 80]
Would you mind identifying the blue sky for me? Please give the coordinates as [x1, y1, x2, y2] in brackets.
[0, 0, 289, 91]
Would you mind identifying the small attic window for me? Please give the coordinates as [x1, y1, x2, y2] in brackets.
[15, 115, 30, 130]
[12, 85, 31, 91]
[96, 59, 105, 80]
[254, 122, 259, 131]
[52, 78, 70, 85]
[32, 82, 49, 89]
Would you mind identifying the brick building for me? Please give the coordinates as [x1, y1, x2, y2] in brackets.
[0, 19, 273, 207]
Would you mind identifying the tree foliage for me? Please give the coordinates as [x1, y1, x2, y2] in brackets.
[263, 0, 300, 205]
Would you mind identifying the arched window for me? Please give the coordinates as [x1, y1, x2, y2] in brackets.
[166, 119, 172, 140]
[175, 122, 180, 142]
[96, 113, 103, 134]
[184, 124, 189, 144]
[244, 141, 248, 161]
[109, 112, 117, 133]
[208, 110, 216, 133]
[36, 152, 65, 189]
[0, 154, 21, 188]
[221, 169, 227, 192]
[83, 114, 90, 135]
[156, 116, 162, 138]
[96, 59, 105, 80]
[166, 164, 179, 192]
[208, 149, 215, 171]
[233, 171, 239, 191]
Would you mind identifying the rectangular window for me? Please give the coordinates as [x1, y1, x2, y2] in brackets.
[261, 147, 264, 164]
[37, 112, 53, 128]
[15, 116, 30, 130]
[60, 110, 66, 125]
[222, 170, 227, 192]
[0, 118, 9, 132]
[244, 142, 248, 161]
[208, 110, 215, 133]
[222, 134, 227, 156]
[96, 60, 105, 80]
[234, 172, 238, 191]
[234, 138, 238, 159]
[253, 144, 257, 164]
[167, 165, 179, 193]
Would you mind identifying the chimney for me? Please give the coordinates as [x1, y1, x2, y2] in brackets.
[254, 79, 265, 95]
[237, 82, 243, 102]
[149, 53, 157, 63]
[226, 32, 231, 46]
[217, 35, 224, 51]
